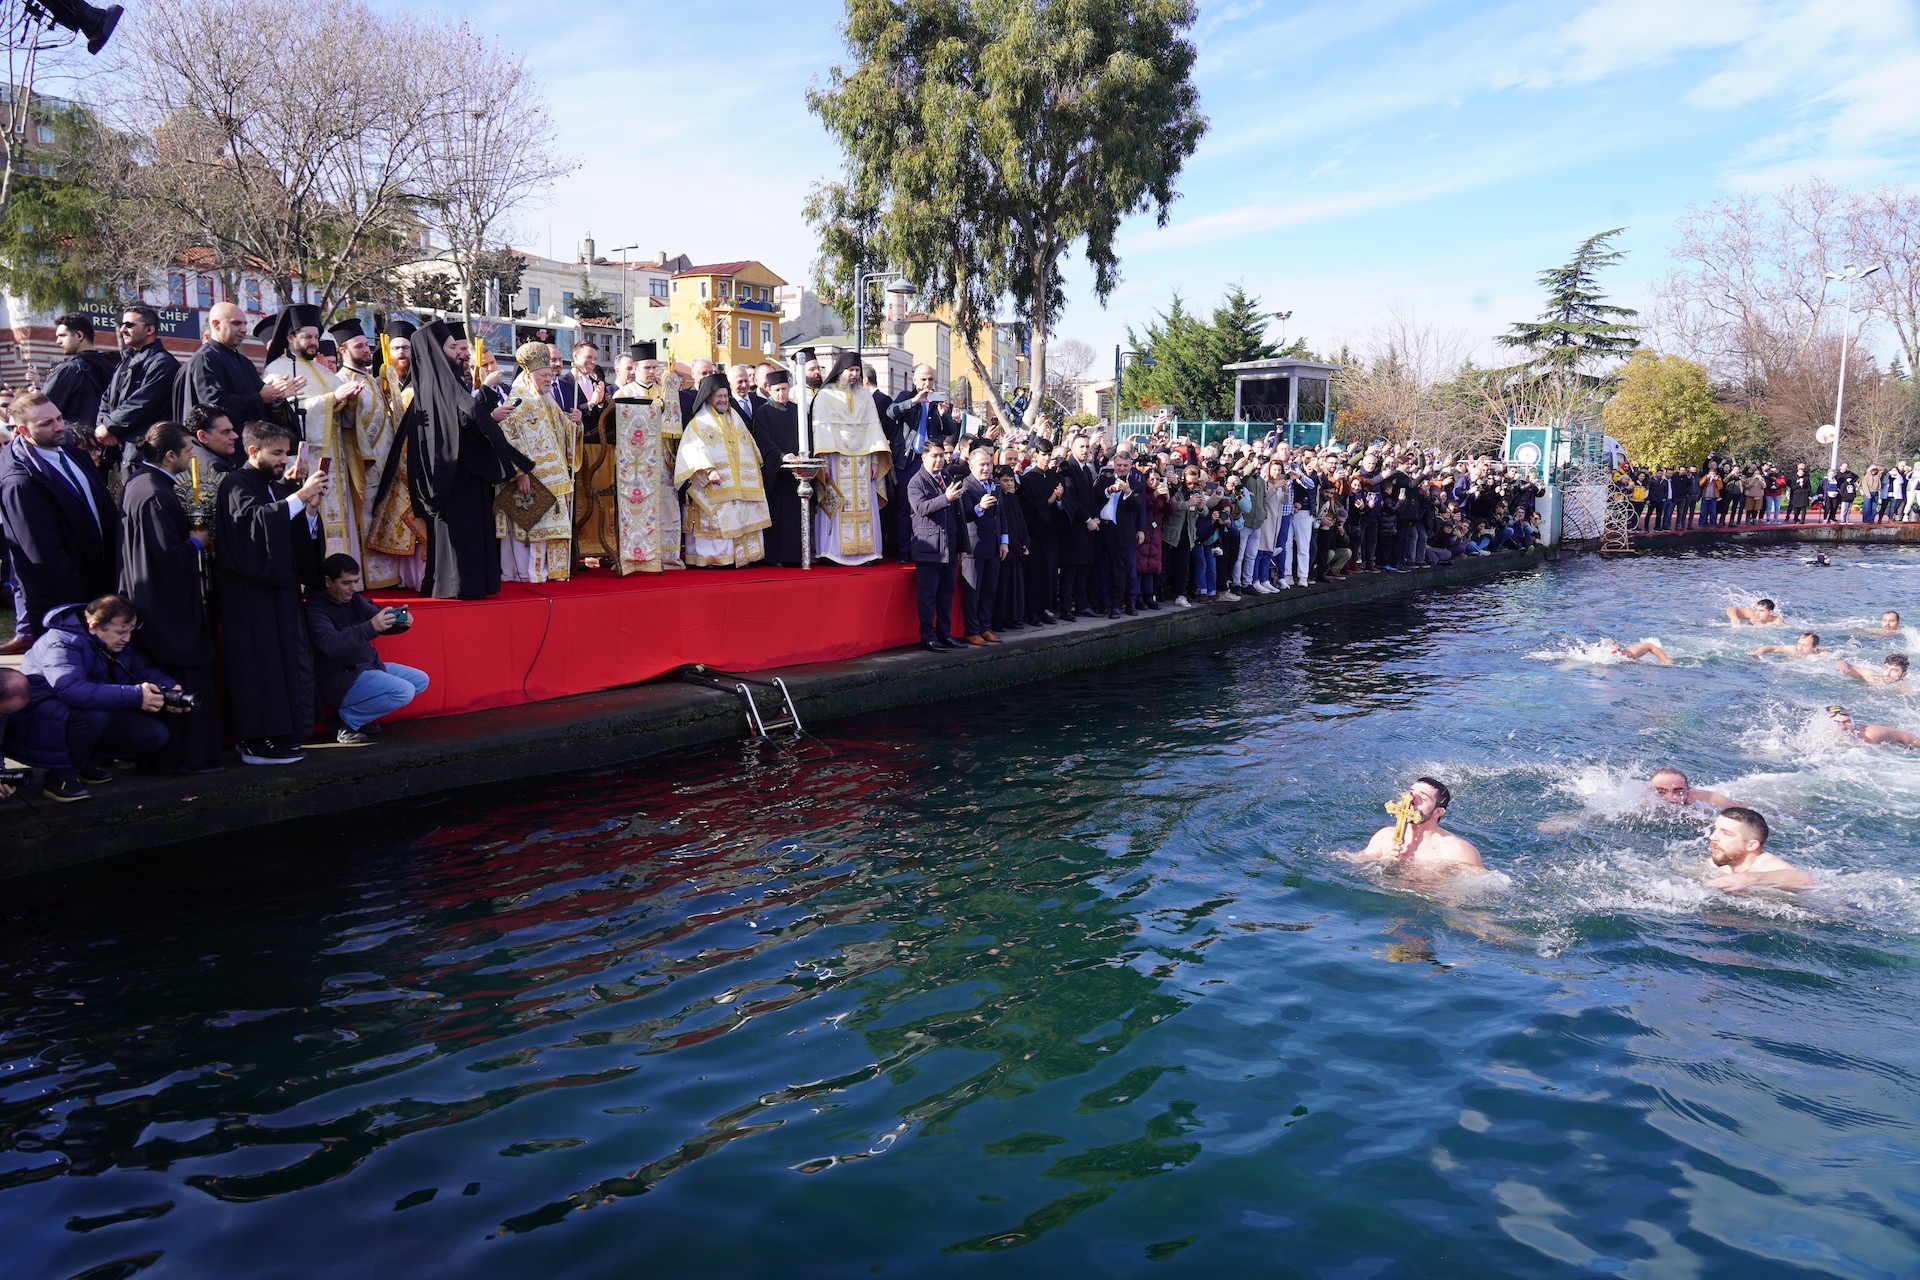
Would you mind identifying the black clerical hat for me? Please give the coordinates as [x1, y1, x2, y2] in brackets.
[764, 369, 790, 386]
[385, 318, 416, 340]
[318, 338, 338, 359]
[444, 320, 467, 341]
[690, 373, 730, 418]
[327, 318, 365, 343]
[631, 340, 657, 360]
[251, 314, 276, 340]
[262, 303, 323, 365]
[823, 350, 862, 388]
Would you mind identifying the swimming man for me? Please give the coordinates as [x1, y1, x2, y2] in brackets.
[1749, 632, 1823, 660]
[1828, 705, 1919, 747]
[1835, 653, 1911, 688]
[1601, 638, 1673, 664]
[1704, 806, 1812, 892]
[1647, 767, 1744, 813]
[1358, 776, 1486, 875]
[1876, 610, 1902, 635]
[1726, 598, 1782, 626]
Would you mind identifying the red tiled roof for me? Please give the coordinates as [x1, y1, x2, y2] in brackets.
[673, 260, 756, 278]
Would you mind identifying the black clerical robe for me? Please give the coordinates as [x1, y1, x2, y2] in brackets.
[412, 384, 529, 600]
[178, 341, 268, 425]
[120, 462, 221, 769]
[748, 399, 804, 566]
[214, 464, 317, 742]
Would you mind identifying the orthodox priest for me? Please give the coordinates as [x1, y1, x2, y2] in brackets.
[748, 369, 805, 566]
[263, 304, 371, 564]
[494, 341, 579, 582]
[176, 301, 300, 425]
[332, 318, 393, 553]
[119, 422, 222, 774]
[364, 320, 424, 590]
[674, 374, 770, 567]
[215, 419, 328, 765]
[809, 352, 891, 565]
[407, 319, 533, 599]
[600, 341, 684, 574]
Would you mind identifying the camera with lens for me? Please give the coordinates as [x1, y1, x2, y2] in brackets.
[385, 604, 413, 634]
[161, 687, 198, 711]
[0, 768, 28, 789]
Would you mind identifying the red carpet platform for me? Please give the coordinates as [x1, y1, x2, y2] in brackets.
[366, 563, 921, 720]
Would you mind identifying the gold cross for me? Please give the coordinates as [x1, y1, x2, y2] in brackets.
[1385, 793, 1419, 845]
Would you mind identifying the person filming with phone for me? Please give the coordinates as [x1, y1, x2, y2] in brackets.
[17, 595, 192, 802]
[307, 554, 429, 745]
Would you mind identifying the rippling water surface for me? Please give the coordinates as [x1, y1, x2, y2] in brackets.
[6, 545, 1920, 1279]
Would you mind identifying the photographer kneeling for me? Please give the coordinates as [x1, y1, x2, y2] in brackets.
[307, 554, 429, 745]
[19, 595, 190, 802]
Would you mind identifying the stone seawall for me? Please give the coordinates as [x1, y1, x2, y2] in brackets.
[2, 549, 1547, 877]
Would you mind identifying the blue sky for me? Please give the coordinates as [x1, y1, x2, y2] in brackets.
[418, 0, 1919, 366]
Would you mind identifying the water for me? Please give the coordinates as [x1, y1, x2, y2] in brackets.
[5, 544, 1920, 1279]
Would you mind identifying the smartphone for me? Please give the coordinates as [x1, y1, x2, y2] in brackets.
[926, 391, 948, 403]
[296, 442, 310, 473]
[318, 454, 332, 475]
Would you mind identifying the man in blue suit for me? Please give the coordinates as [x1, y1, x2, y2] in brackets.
[958, 444, 1007, 645]
[0, 389, 119, 642]
[888, 363, 958, 561]
[907, 440, 965, 651]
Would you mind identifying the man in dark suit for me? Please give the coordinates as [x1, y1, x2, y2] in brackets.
[868, 364, 899, 559]
[0, 390, 120, 642]
[98, 305, 180, 461]
[1017, 451, 1064, 625]
[176, 301, 301, 424]
[1096, 449, 1146, 616]
[906, 440, 964, 651]
[726, 361, 762, 420]
[1055, 432, 1101, 619]
[957, 443, 1007, 644]
[552, 342, 607, 419]
[887, 363, 958, 560]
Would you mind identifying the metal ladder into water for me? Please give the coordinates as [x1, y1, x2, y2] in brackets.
[680, 665, 805, 739]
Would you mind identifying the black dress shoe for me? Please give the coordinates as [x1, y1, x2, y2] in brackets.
[1124, 604, 1137, 616]
[171, 763, 226, 776]
[921, 640, 946, 653]
[1040, 610, 1058, 622]
[938, 636, 965, 649]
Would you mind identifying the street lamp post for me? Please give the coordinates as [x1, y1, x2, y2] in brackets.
[609, 242, 638, 350]
[1825, 263, 1884, 476]
[853, 268, 912, 374]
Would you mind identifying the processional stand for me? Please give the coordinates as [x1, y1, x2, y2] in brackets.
[781, 346, 823, 570]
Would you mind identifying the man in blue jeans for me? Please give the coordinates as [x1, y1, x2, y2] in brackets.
[306, 554, 429, 745]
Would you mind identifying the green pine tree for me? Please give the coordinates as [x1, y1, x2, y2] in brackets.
[1499, 228, 1641, 386]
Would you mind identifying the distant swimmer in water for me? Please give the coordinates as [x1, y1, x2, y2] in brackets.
[1356, 776, 1486, 876]
[1726, 598, 1783, 626]
[1807, 552, 1834, 566]
[1876, 610, 1902, 635]
[1834, 653, 1911, 689]
[1648, 766, 1745, 813]
[1703, 806, 1813, 892]
[1750, 631, 1824, 660]
[1828, 705, 1920, 747]
[1601, 638, 1673, 664]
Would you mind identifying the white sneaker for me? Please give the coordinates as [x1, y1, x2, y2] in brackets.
[1221, 590, 1242, 601]
[1173, 595, 1192, 607]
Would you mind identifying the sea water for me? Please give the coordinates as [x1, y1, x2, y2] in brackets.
[3, 544, 1919, 1279]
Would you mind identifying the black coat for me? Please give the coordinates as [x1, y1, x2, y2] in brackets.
[42, 350, 116, 429]
[1017, 467, 1064, 546]
[0, 433, 119, 628]
[178, 341, 268, 425]
[118, 463, 213, 670]
[100, 342, 181, 446]
[214, 464, 317, 740]
[1056, 457, 1102, 566]
[305, 591, 386, 711]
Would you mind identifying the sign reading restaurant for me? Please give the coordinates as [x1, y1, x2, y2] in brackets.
[80, 301, 202, 341]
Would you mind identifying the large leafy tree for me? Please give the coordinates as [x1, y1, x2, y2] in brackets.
[1500, 228, 1641, 386]
[1600, 350, 1726, 467]
[809, 0, 1206, 427]
[0, 102, 156, 308]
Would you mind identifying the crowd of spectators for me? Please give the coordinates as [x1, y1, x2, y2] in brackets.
[1617, 458, 1919, 531]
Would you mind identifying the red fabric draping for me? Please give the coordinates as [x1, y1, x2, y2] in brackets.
[365, 563, 922, 720]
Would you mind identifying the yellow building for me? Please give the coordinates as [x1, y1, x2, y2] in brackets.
[666, 260, 788, 369]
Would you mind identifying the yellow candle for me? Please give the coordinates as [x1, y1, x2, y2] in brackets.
[191, 457, 200, 504]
